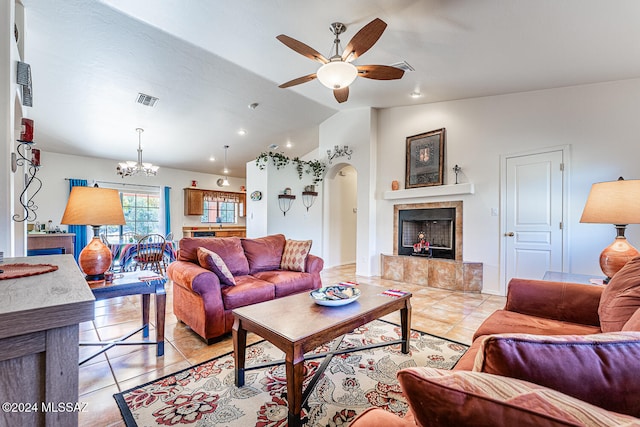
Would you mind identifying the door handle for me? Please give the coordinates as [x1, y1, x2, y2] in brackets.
[505, 232, 515, 237]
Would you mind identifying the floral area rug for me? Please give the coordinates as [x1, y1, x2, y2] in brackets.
[114, 320, 468, 426]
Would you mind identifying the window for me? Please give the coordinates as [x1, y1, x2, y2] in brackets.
[202, 200, 237, 223]
[201, 191, 240, 224]
[98, 183, 163, 242]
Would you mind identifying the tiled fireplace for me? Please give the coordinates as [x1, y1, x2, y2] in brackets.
[385, 200, 482, 292]
[393, 201, 463, 261]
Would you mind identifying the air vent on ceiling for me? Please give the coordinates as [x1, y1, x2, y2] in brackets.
[390, 61, 415, 72]
[136, 93, 159, 107]
[268, 144, 279, 150]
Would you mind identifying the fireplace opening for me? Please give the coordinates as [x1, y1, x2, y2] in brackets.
[397, 208, 455, 259]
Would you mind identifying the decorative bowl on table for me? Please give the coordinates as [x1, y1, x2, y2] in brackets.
[310, 285, 361, 307]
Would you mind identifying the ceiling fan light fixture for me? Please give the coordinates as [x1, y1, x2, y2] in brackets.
[317, 60, 357, 90]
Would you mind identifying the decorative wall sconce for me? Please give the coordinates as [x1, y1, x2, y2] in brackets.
[453, 164, 462, 184]
[278, 194, 296, 216]
[327, 145, 353, 164]
[13, 139, 42, 222]
[302, 185, 318, 212]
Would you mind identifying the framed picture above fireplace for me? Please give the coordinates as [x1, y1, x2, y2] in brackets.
[405, 128, 445, 188]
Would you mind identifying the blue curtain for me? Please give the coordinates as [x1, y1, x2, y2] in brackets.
[164, 186, 171, 236]
[68, 179, 88, 261]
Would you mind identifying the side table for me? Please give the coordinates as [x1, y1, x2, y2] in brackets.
[542, 271, 606, 285]
[80, 271, 166, 365]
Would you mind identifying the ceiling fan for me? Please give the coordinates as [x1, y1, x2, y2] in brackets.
[277, 18, 405, 103]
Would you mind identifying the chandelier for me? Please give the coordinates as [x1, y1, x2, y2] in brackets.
[116, 128, 159, 177]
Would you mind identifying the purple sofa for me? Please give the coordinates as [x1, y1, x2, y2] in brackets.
[167, 234, 323, 343]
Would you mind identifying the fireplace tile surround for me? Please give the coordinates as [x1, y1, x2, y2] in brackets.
[384, 200, 483, 292]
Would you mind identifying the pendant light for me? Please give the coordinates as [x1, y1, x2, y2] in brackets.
[222, 145, 230, 186]
[116, 128, 159, 177]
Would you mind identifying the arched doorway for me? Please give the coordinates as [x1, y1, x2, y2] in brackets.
[325, 164, 357, 268]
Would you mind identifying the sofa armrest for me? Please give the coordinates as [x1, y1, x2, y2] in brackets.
[167, 260, 222, 296]
[505, 278, 603, 326]
[305, 254, 324, 274]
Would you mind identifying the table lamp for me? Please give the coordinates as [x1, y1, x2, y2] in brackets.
[61, 186, 126, 280]
[580, 177, 640, 282]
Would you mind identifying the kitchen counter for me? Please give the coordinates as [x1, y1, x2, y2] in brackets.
[27, 232, 75, 255]
[182, 227, 246, 238]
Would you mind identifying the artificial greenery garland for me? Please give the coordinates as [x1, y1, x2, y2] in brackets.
[255, 152, 327, 184]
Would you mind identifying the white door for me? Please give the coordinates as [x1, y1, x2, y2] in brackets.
[504, 150, 564, 286]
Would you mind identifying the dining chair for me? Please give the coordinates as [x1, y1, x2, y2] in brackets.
[134, 234, 167, 275]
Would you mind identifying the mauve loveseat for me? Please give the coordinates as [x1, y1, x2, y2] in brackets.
[167, 234, 323, 343]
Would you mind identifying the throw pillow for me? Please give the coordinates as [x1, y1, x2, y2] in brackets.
[280, 239, 312, 272]
[241, 234, 286, 274]
[397, 367, 639, 427]
[599, 256, 640, 332]
[197, 247, 236, 286]
[472, 332, 640, 417]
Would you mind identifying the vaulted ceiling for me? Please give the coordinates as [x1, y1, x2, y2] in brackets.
[21, 0, 640, 177]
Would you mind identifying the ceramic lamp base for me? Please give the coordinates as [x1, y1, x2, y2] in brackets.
[78, 236, 112, 281]
[600, 230, 639, 282]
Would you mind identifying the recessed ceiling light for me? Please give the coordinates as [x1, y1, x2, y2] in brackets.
[410, 91, 422, 98]
[286, 141, 293, 148]
[238, 129, 247, 136]
[209, 156, 215, 161]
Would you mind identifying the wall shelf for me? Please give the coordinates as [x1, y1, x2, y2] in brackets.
[278, 194, 296, 216]
[383, 183, 474, 200]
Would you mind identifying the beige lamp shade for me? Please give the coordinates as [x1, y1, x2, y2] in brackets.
[580, 179, 640, 225]
[61, 186, 126, 280]
[580, 178, 640, 281]
[61, 186, 126, 226]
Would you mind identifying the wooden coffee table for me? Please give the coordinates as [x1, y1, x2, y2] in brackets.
[232, 283, 411, 427]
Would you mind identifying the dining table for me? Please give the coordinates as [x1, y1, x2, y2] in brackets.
[109, 240, 177, 272]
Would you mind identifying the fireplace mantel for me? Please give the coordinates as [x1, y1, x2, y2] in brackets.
[383, 182, 474, 200]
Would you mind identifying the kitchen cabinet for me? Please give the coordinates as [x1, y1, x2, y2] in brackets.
[184, 188, 204, 215]
[184, 188, 246, 217]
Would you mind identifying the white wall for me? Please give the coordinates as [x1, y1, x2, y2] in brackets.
[376, 78, 640, 295]
[245, 155, 324, 257]
[319, 107, 378, 276]
[32, 151, 245, 239]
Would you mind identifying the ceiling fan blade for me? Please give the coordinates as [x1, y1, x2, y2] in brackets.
[279, 73, 317, 88]
[276, 35, 328, 64]
[334, 87, 349, 103]
[357, 65, 405, 80]
[341, 18, 387, 62]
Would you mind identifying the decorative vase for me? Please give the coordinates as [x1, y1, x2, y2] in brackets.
[391, 180, 399, 191]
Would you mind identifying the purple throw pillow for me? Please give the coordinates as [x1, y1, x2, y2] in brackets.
[197, 247, 236, 286]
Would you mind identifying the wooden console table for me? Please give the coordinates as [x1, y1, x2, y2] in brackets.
[0, 254, 94, 426]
